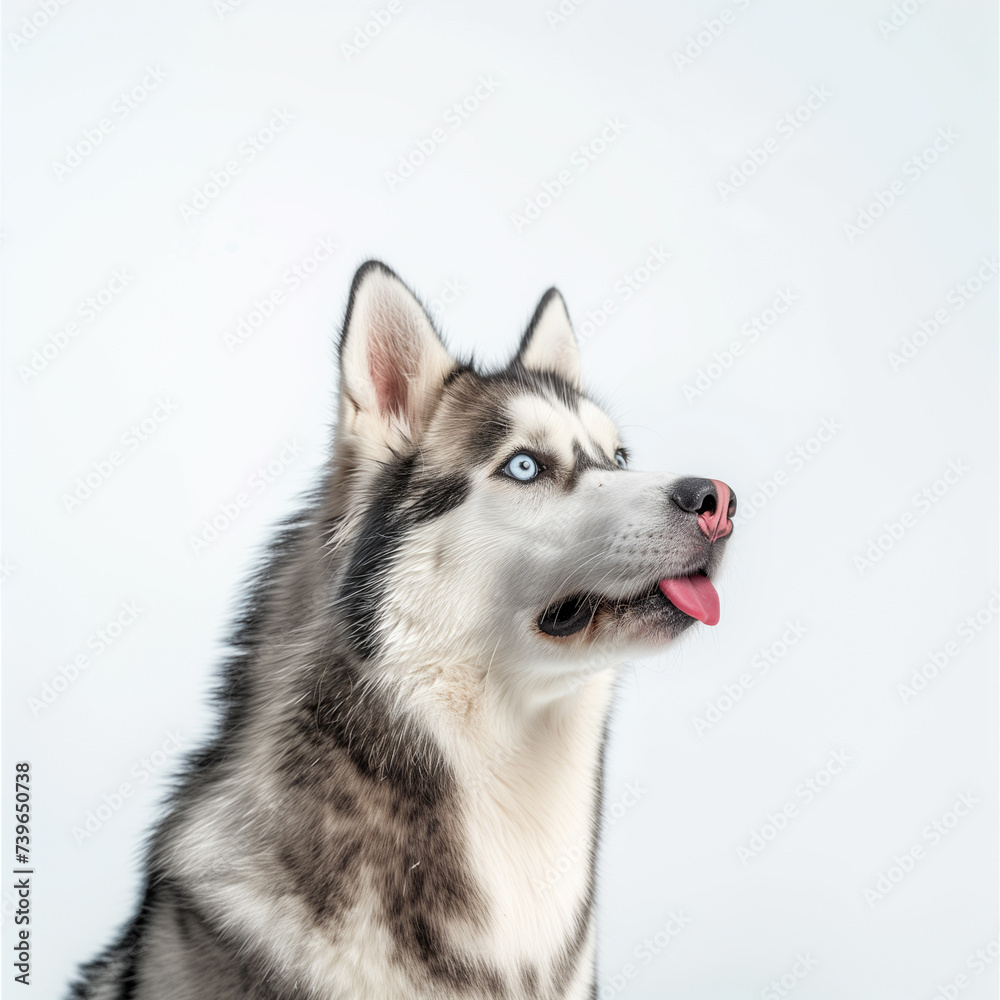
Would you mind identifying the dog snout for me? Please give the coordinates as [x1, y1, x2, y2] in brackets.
[669, 477, 736, 542]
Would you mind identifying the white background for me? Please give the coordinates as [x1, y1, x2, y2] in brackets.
[3, 1, 997, 997]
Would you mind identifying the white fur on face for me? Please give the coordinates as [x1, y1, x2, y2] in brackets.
[372, 385, 710, 695]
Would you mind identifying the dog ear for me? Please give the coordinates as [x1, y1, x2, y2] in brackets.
[338, 262, 455, 445]
[514, 288, 582, 390]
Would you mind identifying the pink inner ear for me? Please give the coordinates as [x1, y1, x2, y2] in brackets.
[369, 339, 408, 417]
[367, 320, 414, 418]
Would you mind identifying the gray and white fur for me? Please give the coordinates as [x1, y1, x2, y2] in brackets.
[69, 261, 735, 1000]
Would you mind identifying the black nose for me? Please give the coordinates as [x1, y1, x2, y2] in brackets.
[670, 478, 737, 541]
[670, 477, 721, 516]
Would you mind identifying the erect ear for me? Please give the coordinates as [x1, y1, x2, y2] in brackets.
[515, 288, 582, 390]
[338, 261, 455, 446]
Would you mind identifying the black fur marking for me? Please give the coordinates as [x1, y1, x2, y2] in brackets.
[469, 412, 514, 465]
[337, 454, 415, 660]
[410, 472, 471, 524]
[275, 648, 508, 995]
[520, 962, 540, 995]
[443, 362, 476, 386]
[502, 362, 581, 411]
[566, 441, 616, 488]
[338, 455, 471, 661]
[438, 359, 592, 476]
[292, 651, 452, 797]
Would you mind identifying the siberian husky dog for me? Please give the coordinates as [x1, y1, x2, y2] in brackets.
[70, 261, 735, 999]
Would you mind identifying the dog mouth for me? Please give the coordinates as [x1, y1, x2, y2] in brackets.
[537, 571, 720, 638]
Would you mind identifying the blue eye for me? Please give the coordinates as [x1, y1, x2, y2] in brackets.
[615, 449, 628, 470]
[504, 453, 540, 481]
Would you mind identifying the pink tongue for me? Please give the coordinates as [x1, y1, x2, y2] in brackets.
[659, 575, 720, 626]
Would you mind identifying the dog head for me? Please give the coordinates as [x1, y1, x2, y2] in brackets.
[328, 262, 735, 688]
